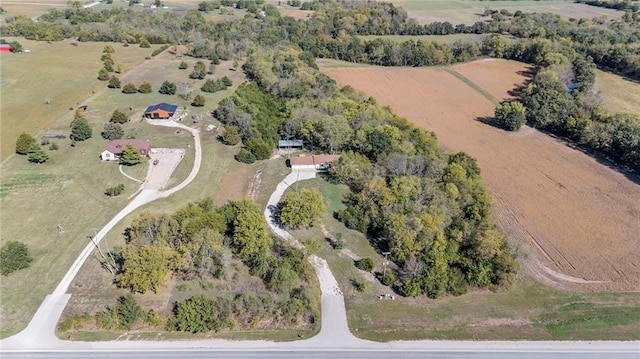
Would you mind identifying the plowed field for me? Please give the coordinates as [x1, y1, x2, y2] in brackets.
[320, 59, 640, 291]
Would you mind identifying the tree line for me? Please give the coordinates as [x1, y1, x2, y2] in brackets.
[59, 198, 320, 334]
[214, 45, 517, 298]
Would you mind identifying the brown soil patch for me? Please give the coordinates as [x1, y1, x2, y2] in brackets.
[321, 60, 640, 292]
[452, 59, 532, 100]
[212, 159, 255, 205]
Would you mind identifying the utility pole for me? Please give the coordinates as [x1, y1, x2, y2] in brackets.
[382, 251, 391, 278]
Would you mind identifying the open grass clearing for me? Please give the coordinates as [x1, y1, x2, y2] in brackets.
[389, 0, 623, 25]
[594, 69, 640, 115]
[289, 176, 640, 341]
[0, 37, 162, 161]
[0, 44, 246, 337]
[320, 59, 640, 292]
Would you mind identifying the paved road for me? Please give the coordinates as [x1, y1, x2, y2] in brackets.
[0, 121, 201, 350]
[2, 348, 639, 359]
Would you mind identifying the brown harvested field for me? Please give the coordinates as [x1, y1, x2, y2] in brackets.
[319, 59, 640, 292]
[451, 59, 533, 101]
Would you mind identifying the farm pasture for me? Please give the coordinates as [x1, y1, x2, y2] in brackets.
[594, 69, 640, 115]
[389, 0, 624, 25]
[320, 59, 640, 292]
[0, 41, 245, 337]
[0, 38, 158, 161]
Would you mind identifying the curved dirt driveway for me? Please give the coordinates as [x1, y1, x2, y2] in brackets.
[1, 120, 201, 348]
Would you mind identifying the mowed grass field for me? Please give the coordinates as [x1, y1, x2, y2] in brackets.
[319, 58, 640, 293]
[0, 38, 156, 161]
[0, 39, 247, 337]
[389, 0, 624, 24]
[594, 69, 640, 115]
[289, 177, 640, 341]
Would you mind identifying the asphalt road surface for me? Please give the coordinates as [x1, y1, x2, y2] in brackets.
[2, 349, 639, 359]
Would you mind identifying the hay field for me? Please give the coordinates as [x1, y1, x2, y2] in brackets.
[389, 0, 623, 24]
[319, 59, 640, 292]
[594, 69, 640, 115]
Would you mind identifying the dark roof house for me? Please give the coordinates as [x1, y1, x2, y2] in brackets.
[144, 103, 178, 119]
[101, 139, 151, 161]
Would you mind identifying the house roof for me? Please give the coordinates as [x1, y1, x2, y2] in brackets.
[144, 103, 177, 114]
[104, 139, 151, 155]
[290, 154, 340, 166]
[278, 140, 303, 148]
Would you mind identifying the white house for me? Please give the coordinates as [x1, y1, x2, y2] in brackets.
[101, 139, 151, 161]
[289, 154, 340, 171]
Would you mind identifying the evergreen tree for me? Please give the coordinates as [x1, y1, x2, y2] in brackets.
[159, 80, 177, 95]
[101, 122, 124, 140]
[120, 144, 142, 165]
[0, 241, 33, 276]
[122, 83, 137, 94]
[110, 109, 129, 124]
[70, 115, 92, 141]
[28, 143, 49, 163]
[98, 68, 110, 81]
[138, 81, 152, 93]
[108, 75, 121, 89]
[192, 94, 205, 107]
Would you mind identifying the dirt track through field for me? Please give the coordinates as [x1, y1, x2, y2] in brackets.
[320, 59, 640, 291]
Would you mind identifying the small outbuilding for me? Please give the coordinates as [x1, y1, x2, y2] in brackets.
[289, 154, 340, 171]
[101, 139, 151, 161]
[0, 44, 13, 53]
[144, 103, 178, 120]
[278, 139, 304, 148]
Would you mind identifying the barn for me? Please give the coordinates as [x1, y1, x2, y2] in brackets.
[101, 139, 151, 161]
[144, 103, 178, 120]
[0, 44, 13, 53]
[289, 154, 340, 171]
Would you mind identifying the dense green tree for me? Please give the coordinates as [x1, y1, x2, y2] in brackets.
[117, 294, 143, 330]
[70, 115, 92, 142]
[192, 94, 205, 107]
[229, 200, 272, 260]
[119, 144, 142, 166]
[105, 183, 125, 196]
[495, 101, 526, 131]
[278, 188, 326, 229]
[28, 143, 49, 163]
[116, 244, 181, 293]
[108, 75, 121, 89]
[98, 68, 110, 81]
[235, 148, 255, 163]
[101, 122, 124, 140]
[201, 78, 227, 93]
[190, 61, 207, 79]
[159, 80, 177, 95]
[110, 109, 129, 124]
[103, 45, 115, 53]
[15, 132, 36, 155]
[221, 125, 242, 145]
[139, 39, 150, 48]
[122, 83, 137, 94]
[8, 40, 23, 53]
[0, 241, 32, 276]
[355, 257, 374, 272]
[178, 61, 188, 69]
[174, 295, 228, 333]
[138, 81, 152, 93]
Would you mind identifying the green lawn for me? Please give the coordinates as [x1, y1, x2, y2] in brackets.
[0, 40, 247, 337]
[0, 38, 161, 161]
[394, 0, 623, 24]
[290, 176, 640, 341]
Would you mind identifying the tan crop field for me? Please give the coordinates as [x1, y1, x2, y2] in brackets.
[320, 58, 640, 292]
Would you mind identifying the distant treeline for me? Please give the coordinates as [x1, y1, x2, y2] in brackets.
[1, 1, 637, 167]
[576, 0, 640, 12]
